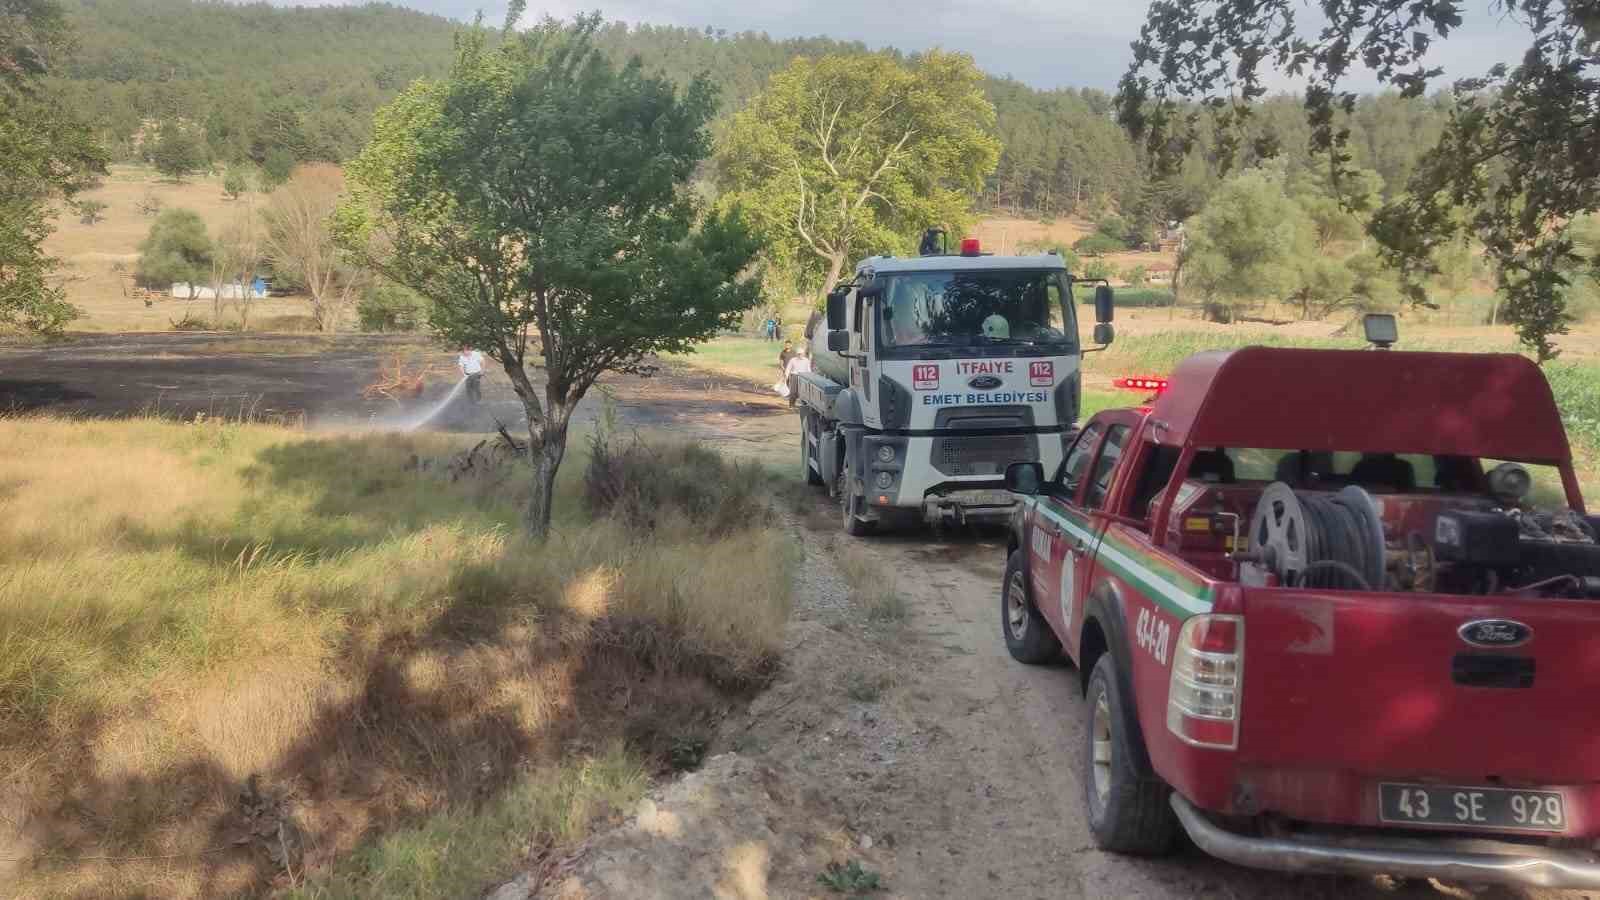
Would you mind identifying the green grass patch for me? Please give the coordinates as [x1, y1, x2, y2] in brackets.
[1097, 329, 1526, 376]
[1546, 362, 1600, 458]
[1094, 288, 1173, 309]
[818, 859, 884, 893]
[667, 335, 788, 386]
[1081, 389, 1123, 418]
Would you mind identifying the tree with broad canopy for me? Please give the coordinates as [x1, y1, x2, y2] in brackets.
[714, 50, 1000, 303]
[338, 10, 763, 537]
[1, 0, 107, 334]
[1116, 0, 1600, 360]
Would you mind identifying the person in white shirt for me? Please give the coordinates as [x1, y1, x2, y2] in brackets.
[457, 345, 485, 403]
[783, 348, 811, 408]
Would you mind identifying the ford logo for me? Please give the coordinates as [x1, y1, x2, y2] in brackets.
[968, 375, 1003, 390]
[1458, 619, 1533, 648]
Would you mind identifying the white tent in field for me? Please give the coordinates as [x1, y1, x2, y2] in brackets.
[169, 281, 265, 300]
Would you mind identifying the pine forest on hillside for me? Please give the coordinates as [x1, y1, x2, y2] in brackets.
[46, 0, 1453, 222]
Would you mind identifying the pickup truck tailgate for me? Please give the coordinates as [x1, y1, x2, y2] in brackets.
[1239, 589, 1600, 784]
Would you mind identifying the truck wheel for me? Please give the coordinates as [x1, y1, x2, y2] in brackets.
[1002, 550, 1060, 664]
[801, 415, 823, 486]
[839, 456, 873, 536]
[1084, 654, 1179, 856]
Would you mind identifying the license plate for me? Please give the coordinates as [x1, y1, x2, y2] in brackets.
[963, 491, 1015, 507]
[1379, 783, 1566, 832]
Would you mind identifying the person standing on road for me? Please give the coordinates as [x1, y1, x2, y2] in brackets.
[778, 339, 795, 375]
[763, 317, 777, 341]
[457, 344, 485, 403]
[783, 346, 811, 408]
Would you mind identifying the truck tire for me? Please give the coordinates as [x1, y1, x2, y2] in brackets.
[1084, 654, 1179, 856]
[801, 413, 823, 486]
[1002, 550, 1060, 664]
[839, 454, 873, 536]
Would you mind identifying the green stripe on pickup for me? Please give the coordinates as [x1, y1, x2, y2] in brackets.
[1039, 503, 1214, 617]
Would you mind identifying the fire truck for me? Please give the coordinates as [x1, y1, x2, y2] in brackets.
[794, 231, 1114, 534]
[1002, 317, 1600, 888]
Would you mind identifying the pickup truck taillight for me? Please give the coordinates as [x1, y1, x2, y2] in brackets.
[1167, 615, 1244, 750]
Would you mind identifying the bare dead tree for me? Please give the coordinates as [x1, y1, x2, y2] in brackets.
[262, 164, 368, 331]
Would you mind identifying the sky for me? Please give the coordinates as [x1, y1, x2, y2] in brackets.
[287, 0, 1535, 92]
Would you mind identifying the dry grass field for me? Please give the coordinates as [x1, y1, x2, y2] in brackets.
[971, 214, 1178, 278]
[0, 415, 793, 897]
[42, 165, 316, 332]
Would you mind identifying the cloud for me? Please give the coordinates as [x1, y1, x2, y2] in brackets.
[272, 0, 1536, 92]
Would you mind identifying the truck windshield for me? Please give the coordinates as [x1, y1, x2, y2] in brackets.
[876, 270, 1073, 349]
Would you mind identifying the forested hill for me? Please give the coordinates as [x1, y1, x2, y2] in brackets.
[45, 0, 1448, 221]
[50, 0, 461, 163]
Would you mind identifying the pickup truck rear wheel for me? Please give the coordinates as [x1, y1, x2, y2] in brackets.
[1084, 654, 1179, 855]
[1002, 550, 1060, 664]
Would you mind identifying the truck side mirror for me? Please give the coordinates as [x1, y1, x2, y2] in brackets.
[1094, 284, 1115, 324]
[825, 288, 848, 331]
[826, 330, 849, 353]
[1363, 312, 1397, 349]
[1093, 322, 1115, 346]
[857, 281, 884, 301]
[1005, 461, 1044, 496]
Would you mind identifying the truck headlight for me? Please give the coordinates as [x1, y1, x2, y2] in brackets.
[875, 471, 894, 489]
[876, 445, 895, 464]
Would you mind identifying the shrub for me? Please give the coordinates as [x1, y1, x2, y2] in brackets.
[137, 208, 212, 290]
[1124, 264, 1149, 288]
[584, 432, 766, 537]
[149, 121, 207, 181]
[70, 198, 108, 225]
[1073, 233, 1125, 257]
[1018, 239, 1080, 271]
[223, 166, 250, 200]
[358, 283, 428, 332]
[1082, 258, 1113, 281]
[1105, 288, 1174, 308]
[262, 148, 296, 188]
[1095, 214, 1129, 242]
[168, 310, 211, 330]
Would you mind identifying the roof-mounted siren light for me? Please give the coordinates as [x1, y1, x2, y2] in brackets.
[1363, 313, 1397, 349]
[1113, 376, 1170, 394]
[959, 236, 981, 256]
[1113, 375, 1169, 412]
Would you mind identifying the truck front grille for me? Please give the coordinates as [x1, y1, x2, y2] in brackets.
[930, 433, 1038, 476]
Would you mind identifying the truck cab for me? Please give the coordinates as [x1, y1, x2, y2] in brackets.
[796, 234, 1113, 533]
[1002, 341, 1600, 889]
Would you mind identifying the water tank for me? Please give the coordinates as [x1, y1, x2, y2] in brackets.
[806, 308, 851, 385]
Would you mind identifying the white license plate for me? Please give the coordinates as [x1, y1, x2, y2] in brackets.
[960, 491, 1015, 507]
[1379, 783, 1567, 832]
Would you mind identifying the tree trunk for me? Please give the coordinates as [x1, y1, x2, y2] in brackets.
[817, 252, 846, 305]
[523, 412, 568, 539]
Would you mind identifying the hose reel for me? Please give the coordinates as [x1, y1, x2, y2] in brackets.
[1247, 483, 1387, 590]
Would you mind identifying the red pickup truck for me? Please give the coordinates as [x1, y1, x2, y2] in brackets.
[1001, 345, 1600, 888]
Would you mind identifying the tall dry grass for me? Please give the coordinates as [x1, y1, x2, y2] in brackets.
[0, 414, 794, 897]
